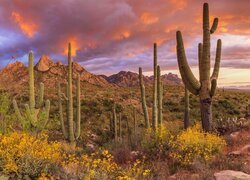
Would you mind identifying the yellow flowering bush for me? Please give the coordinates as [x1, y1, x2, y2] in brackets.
[170, 124, 226, 165]
[62, 150, 151, 179]
[141, 126, 173, 159]
[0, 132, 62, 177]
[0, 132, 151, 179]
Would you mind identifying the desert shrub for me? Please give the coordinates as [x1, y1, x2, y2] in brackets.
[0, 132, 62, 177]
[170, 124, 226, 166]
[0, 133, 151, 179]
[140, 126, 173, 160]
[61, 150, 151, 179]
[164, 100, 181, 112]
[0, 92, 15, 133]
[213, 117, 250, 134]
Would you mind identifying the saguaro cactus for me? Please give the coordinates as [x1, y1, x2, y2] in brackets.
[13, 51, 50, 131]
[113, 103, 118, 142]
[119, 113, 122, 140]
[152, 43, 158, 129]
[176, 3, 222, 131]
[184, 87, 190, 129]
[133, 108, 137, 135]
[157, 65, 163, 126]
[57, 43, 81, 145]
[139, 68, 150, 128]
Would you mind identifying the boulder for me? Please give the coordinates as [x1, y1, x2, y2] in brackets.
[214, 170, 250, 180]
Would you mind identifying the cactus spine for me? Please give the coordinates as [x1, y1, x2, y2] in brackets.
[184, 87, 190, 129]
[152, 43, 158, 129]
[58, 43, 81, 144]
[139, 68, 150, 128]
[157, 65, 163, 126]
[176, 3, 221, 131]
[13, 51, 50, 131]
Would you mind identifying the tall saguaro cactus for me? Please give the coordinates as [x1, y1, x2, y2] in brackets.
[157, 65, 163, 126]
[139, 68, 150, 128]
[176, 3, 222, 131]
[13, 51, 50, 131]
[57, 43, 81, 145]
[113, 103, 118, 142]
[152, 43, 158, 129]
[184, 87, 190, 129]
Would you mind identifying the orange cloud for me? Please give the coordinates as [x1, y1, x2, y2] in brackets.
[170, 0, 187, 10]
[140, 12, 159, 25]
[112, 30, 131, 40]
[63, 37, 79, 56]
[11, 11, 37, 38]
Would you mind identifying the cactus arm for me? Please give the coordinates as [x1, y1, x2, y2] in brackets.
[198, 43, 203, 80]
[37, 82, 44, 108]
[75, 74, 81, 139]
[28, 51, 35, 114]
[211, 39, 222, 80]
[61, 93, 68, 101]
[210, 18, 218, 34]
[24, 104, 34, 127]
[176, 31, 200, 95]
[138, 68, 150, 128]
[210, 79, 217, 97]
[42, 100, 50, 129]
[13, 99, 25, 126]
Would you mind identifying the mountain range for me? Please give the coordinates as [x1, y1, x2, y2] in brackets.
[0, 55, 182, 94]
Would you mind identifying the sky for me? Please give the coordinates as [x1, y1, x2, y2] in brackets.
[0, 0, 250, 87]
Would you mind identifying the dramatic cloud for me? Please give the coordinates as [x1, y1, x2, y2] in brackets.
[0, 0, 249, 85]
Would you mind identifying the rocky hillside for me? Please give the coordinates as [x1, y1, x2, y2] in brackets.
[101, 71, 182, 87]
[0, 57, 182, 95]
[0, 55, 110, 94]
[100, 71, 151, 87]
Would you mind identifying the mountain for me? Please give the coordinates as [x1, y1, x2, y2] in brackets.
[0, 61, 28, 92]
[0, 55, 111, 95]
[101, 71, 151, 87]
[160, 73, 182, 85]
[102, 71, 182, 87]
[0, 56, 182, 96]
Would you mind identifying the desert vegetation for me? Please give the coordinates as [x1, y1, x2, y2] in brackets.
[0, 2, 249, 180]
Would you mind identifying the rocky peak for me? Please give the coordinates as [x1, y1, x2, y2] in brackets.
[3, 61, 25, 70]
[106, 71, 149, 87]
[35, 54, 55, 72]
[161, 73, 182, 85]
[72, 62, 85, 72]
[0, 61, 26, 74]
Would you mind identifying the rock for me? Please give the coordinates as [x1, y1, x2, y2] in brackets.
[35, 54, 55, 72]
[228, 150, 242, 156]
[214, 170, 250, 180]
[230, 131, 240, 140]
[168, 173, 200, 180]
[241, 144, 250, 154]
[229, 144, 250, 156]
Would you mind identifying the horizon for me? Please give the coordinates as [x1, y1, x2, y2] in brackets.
[0, 0, 250, 87]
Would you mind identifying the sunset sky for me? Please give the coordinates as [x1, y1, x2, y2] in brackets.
[0, 0, 249, 87]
